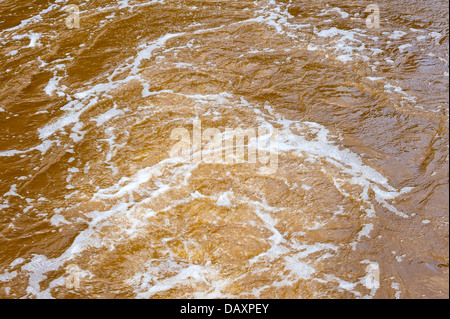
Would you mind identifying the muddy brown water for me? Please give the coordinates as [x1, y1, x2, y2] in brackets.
[0, 0, 448, 298]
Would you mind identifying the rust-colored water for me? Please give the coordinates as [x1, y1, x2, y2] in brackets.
[0, 0, 448, 299]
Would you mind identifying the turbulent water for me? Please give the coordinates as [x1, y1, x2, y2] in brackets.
[0, 0, 448, 299]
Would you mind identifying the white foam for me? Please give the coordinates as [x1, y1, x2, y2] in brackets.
[318, 7, 350, 19]
[38, 98, 97, 140]
[44, 74, 65, 97]
[391, 282, 401, 299]
[313, 27, 370, 63]
[384, 83, 416, 102]
[398, 44, 412, 52]
[284, 256, 315, 279]
[388, 31, 407, 40]
[367, 76, 384, 81]
[216, 190, 234, 207]
[92, 105, 124, 127]
[134, 264, 211, 298]
[0, 270, 18, 282]
[50, 214, 71, 226]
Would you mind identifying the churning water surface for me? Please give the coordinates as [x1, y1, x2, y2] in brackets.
[0, 0, 448, 298]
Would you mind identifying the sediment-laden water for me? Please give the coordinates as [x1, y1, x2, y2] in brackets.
[0, 0, 448, 298]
